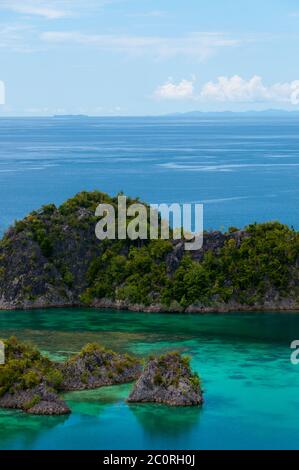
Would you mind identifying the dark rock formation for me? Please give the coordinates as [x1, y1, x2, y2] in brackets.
[128, 352, 203, 406]
[0, 383, 70, 415]
[0, 194, 104, 310]
[59, 343, 142, 391]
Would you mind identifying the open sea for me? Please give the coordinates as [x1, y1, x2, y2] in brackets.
[1, 115, 299, 450]
[0, 115, 299, 233]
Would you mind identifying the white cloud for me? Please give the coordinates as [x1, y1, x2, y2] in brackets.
[155, 79, 195, 100]
[0, 81, 5, 105]
[200, 75, 299, 104]
[200, 75, 267, 102]
[41, 31, 239, 60]
[2, 1, 69, 19]
[269, 81, 299, 105]
[154, 75, 299, 105]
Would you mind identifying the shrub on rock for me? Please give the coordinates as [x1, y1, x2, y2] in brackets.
[128, 352, 203, 406]
[59, 343, 142, 391]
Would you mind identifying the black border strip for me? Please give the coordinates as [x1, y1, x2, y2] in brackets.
[0, 450, 297, 466]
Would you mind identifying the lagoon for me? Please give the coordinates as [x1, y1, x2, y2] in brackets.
[0, 308, 298, 450]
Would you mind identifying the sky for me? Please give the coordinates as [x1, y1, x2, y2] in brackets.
[0, 0, 299, 115]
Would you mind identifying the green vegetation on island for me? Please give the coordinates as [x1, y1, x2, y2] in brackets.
[0, 337, 69, 415]
[0, 337, 201, 414]
[59, 342, 141, 391]
[1, 190, 299, 312]
[128, 352, 203, 406]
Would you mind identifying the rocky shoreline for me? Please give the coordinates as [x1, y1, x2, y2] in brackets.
[89, 297, 299, 314]
[0, 384, 71, 416]
[1, 297, 299, 314]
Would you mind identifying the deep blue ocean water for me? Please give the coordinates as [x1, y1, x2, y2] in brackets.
[0, 115, 299, 233]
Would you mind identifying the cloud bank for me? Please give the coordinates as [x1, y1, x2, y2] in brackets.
[154, 75, 299, 105]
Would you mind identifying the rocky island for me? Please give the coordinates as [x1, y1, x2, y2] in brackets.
[1, 190, 299, 313]
[0, 338, 202, 415]
[59, 343, 141, 391]
[0, 337, 70, 415]
[0, 337, 141, 415]
[128, 352, 203, 406]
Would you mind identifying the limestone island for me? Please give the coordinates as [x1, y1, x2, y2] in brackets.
[0, 337, 141, 415]
[128, 352, 203, 406]
[0, 337, 70, 415]
[1, 190, 299, 313]
[59, 343, 141, 391]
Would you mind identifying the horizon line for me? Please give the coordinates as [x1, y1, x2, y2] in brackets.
[1, 109, 299, 119]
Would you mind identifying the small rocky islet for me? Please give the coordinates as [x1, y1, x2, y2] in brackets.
[128, 352, 203, 406]
[0, 337, 203, 415]
[0, 383, 71, 416]
[0, 336, 70, 415]
[58, 343, 142, 391]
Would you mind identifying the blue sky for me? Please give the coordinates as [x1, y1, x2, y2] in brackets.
[0, 0, 299, 115]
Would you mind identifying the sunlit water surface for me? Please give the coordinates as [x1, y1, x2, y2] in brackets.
[1, 116, 299, 233]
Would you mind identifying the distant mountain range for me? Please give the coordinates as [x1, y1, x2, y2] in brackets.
[168, 109, 299, 117]
[51, 110, 299, 118]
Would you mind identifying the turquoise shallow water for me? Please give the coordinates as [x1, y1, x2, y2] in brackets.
[0, 309, 299, 450]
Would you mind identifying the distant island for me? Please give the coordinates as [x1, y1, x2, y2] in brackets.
[0, 190, 299, 313]
[53, 114, 90, 119]
[167, 109, 299, 117]
[51, 110, 299, 119]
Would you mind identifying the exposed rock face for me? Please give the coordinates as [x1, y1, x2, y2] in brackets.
[0, 198, 102, 310]
[28, 399, 70, 416]
[60, 343, 142, 391]
[0, 384, 70, 415]
[128, 352, 203, 406]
